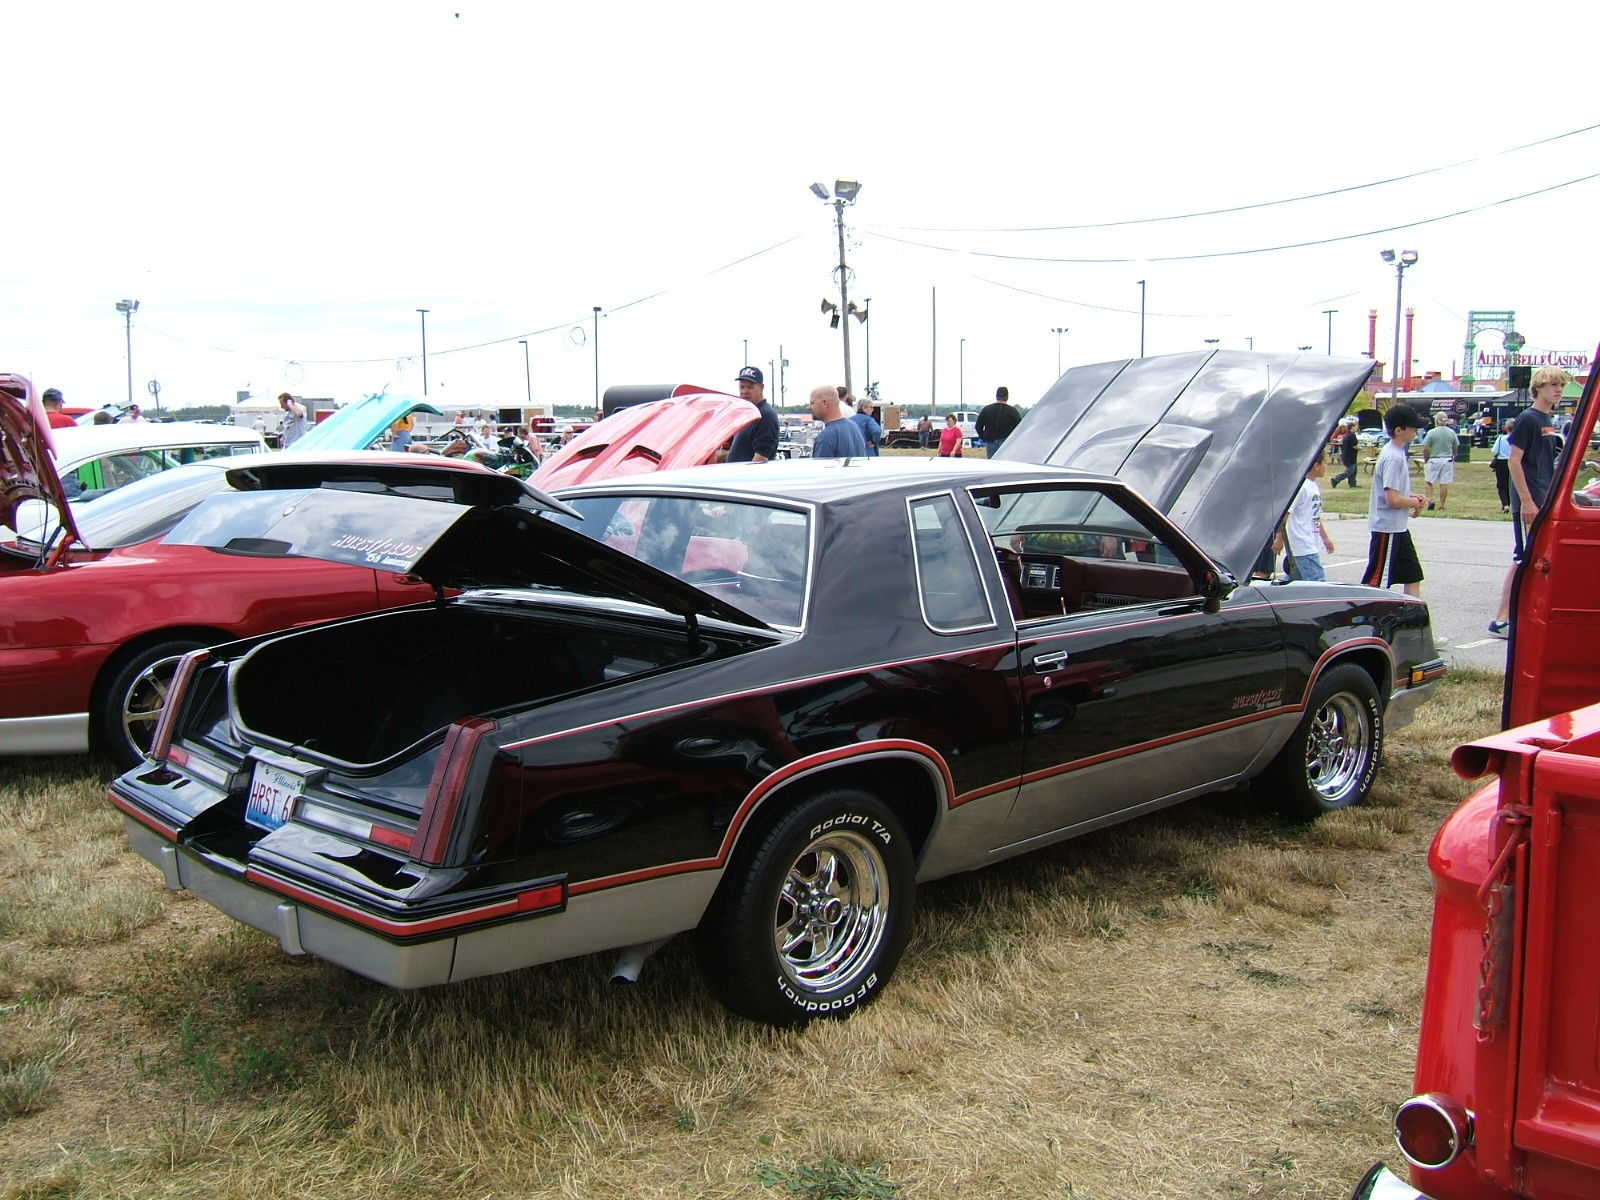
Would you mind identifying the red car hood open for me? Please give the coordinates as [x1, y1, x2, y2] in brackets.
[0, 373, 82, 554]
[531, 392, 756, 490]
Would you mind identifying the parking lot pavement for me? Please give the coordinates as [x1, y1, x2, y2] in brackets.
[1319, 512, 1513, 674]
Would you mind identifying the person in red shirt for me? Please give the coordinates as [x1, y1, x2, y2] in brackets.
[937, 413, 964, 457]
[41, 388, 75, 429]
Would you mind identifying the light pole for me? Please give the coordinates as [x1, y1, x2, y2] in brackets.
[416, 309, 430, 395]
[1137, 280, 1146, 356]
[959, 338, 966, 409]
[592, 306, 602, 413]
[114, 299, 140, 409]
[1322, 308, 1338, 355]
[1051, 327, 1068, 377]
[1246, 337, 1254, 351]
[1380, 250, 1419, 401]
[810, 179, 861, 400]
[858, 299, 872, 400]
[518, 340, 532, 409]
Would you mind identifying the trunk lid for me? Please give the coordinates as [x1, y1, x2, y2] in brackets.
[0, 373, 82, 554]
[161, 454, 770, 629]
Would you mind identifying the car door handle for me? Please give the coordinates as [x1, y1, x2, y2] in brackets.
[1031, 650, 1070, 672]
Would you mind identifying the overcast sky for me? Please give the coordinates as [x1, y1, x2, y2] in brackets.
[6, 1, 1596, 416]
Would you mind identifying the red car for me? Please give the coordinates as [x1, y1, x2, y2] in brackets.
[0, 376, 480, 767]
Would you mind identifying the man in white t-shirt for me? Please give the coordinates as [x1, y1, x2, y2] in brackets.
[1284, 458, 1336, 580]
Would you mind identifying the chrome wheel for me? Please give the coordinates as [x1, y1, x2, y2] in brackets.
[121, 651, 188, 756]
[774, 830, 890, 993]
[1305, 691, 1373, 803]
[1263, 664, 1383, 818]
[95, 638, 209, 769]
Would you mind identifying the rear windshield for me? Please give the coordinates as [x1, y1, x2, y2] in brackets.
[553, 494, 812, 629]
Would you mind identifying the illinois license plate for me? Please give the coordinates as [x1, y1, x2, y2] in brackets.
[246, 761, 303, 831]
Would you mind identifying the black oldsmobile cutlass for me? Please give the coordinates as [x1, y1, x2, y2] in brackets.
[110, 351, 1443, 1025]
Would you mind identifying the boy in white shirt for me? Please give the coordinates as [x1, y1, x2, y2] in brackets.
[1284, 458, 1336, 580]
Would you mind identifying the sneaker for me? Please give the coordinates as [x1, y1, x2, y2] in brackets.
[1487, 620, 1510, 638]
[1427, 501, 1436, 510]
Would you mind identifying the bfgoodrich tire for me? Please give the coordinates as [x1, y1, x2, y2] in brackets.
[1263, 664, 1384, 818]
[93, 638, 209, 770]
[696, 789, 915, 1026]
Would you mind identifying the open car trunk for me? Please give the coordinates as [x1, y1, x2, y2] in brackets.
[227, 603, 735, 766]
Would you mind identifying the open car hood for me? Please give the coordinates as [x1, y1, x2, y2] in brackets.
[998, 350, 1375, 582]
[0, 374, 82, 552]
[531, 392, 754, 490]
[162, 455, 770, 629]
[289, 392, 443, 453]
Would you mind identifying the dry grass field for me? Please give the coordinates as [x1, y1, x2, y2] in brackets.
[0, 670, 1501, 1200]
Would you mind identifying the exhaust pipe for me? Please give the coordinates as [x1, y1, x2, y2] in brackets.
[609, 937, 671, 985]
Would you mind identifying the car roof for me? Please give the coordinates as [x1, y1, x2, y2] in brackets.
[554, 455, 1120, 506]
[48, 422, 265, 468]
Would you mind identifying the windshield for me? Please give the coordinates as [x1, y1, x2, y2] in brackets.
[16, 460, 231, 551]
[552, 493, 812, 629]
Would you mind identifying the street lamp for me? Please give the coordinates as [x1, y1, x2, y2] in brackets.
[1051, 327, 1068, 377]
[592, 306, 602, 413]
[416, 309, 430, 395]
[1204, 338, 1220, 348]
[1298, 345, 1313, 353]
[114, 299, 140, 409]
[811, 179, 862, 399]
[959, 338, 966, 409]
[1322, 308, 1338, 355]
[1379, 250, 1419, 401]
[518, 340, 532, 409]
[1137, 280, 1146, 356]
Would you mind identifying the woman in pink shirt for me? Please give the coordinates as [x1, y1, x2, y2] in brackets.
[937, 414, 964, 457]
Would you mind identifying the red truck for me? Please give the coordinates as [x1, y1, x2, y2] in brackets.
[1357, 354, 1600, 1199]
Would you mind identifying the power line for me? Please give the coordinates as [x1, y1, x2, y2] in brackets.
[139, 232, 811, 366]
[867, 122, 1600, 234]
[864, 172, 1600, 265]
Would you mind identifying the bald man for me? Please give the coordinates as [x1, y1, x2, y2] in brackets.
[807, 385, 868, 459]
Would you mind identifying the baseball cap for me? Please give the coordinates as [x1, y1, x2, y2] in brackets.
[41, 387, 62, 401]
[736, 366, 763, 385]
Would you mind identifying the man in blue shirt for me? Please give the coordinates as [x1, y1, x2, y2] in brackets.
[725, 366, 779, 463]
[1490, 366, 1572, 635]
[808, 385, 868, 459]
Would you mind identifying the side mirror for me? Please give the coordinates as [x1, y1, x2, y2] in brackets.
[1203, 570, 1235, 614]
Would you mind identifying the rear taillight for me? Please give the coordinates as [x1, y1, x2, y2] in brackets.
[1394, 1092, 1473, 1169]
[411, 716, 497, 865]
[149, 650, 210, 763]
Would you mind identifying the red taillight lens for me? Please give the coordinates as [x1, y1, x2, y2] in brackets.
[411, 716, 497, 865]
[149, 650, 210, 763]
[1395, 1093, 1473, 1169]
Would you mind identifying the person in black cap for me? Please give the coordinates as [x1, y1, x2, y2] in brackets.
[41, 388, 75, 429]
[975, 385, 1021, 457]
[726, 366, 778, 463]
[1362, 404, 1428, 597]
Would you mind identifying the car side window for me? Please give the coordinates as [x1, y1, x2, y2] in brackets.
[909, 495, 993, 631]
[976, 484, 1201, 622]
